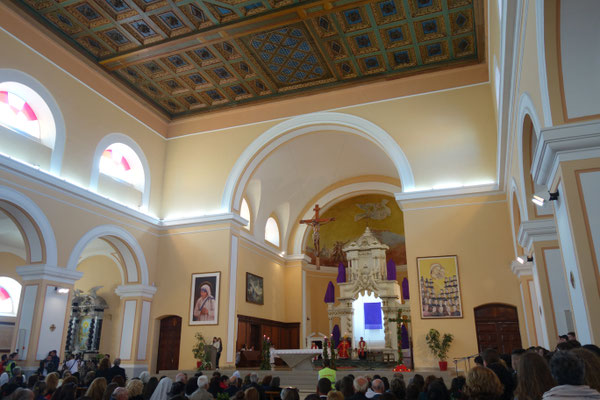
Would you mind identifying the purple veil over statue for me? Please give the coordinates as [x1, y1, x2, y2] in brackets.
[402, 278, 410, 300]
[337, 262, 346, 283]
[332, 325, 341, 347]
[401, 324, 410, 349]
[324, 281, 335, 303]
[387, 259, 396, 280]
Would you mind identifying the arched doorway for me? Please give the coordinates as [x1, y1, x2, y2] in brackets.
[156, 316, 182, 373]
[474, 303, 522, 354]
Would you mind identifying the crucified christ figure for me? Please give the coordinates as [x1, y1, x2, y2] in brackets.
[300, 204, 335, 270]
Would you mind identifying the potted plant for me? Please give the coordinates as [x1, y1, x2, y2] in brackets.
[425, 328, 453, 371]
[192, 332, 212, 370]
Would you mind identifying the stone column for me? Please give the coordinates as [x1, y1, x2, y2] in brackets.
[511, 261, 538, 347]
[531, 121, 600, 344]
[13, 265, 82, 372]
[114, 284, 156, 377]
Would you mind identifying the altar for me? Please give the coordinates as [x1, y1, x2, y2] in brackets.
[326, 227, 411, 363]
[271, 349, 322, 370]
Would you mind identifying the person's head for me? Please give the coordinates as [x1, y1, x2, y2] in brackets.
[99, 358, 111, 371]
[571, 348, 600, 392]
[583, 344, 600, 358]
[567, 331, 576, 341]
[423, 375, 438, 392]
[197, 376, 209, 390]
[249, 373, 258, 384]
[473, 356, 483, 366]
[511, 348, 526, 372]
[550, 350, 585, 386]
[50, 351, 57, 357]
[184, 376, 198, 396]
[86, 378, 108, 400]
[280, 387, 299, 400]
[405, 383, 420, 400]
[481, 348, 500, 366]
[514, 352, 555, 400]
[45, 373, 60, 393]
[271, 377, 280, 388]
[62, 376, 78, 387]
[33, 382, 46, 398]
[27, 374, 39, 388]
[103, 383, 119, 400]
[260, 375, 272, 387]
[244, 387, 259, 400]
[112, 387, 128, 400]
[465, 366, 503, 400]
[143, 377, 159, 400]
[169, 382, 185, 398]
[353, 376, 368, 394]
[322, 359, 330, 369]
[200, 285, 211, 299]
[113, 359, 121, 367]
[126, 379, 144, 399]
[326, 391, 343, 400]
[112, 375, 125, 388]
[53, 382, 77, 400]
[175, 373, 187, 384]
[426, 380, 449, 400]
[9, 352, 18, 360]
[558, 335, 568, 343]
[389, 378, 405, 399]
[1, 354, 6, 362]
[371, 379, 384, 394]
[317, 378, 331, 396]
[567, 340, 581, 349]
[139, 372, 150, 385]
[84, 372, 97, 387]
[449, 376, 465, 396]
[12, 367, 22, 377]
[12, 388, 34, 400]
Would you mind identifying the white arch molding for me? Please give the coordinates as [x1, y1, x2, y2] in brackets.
[509, 178, 526, 258]
[0, 185, 57, 265]
[0, 69, 66, 174]
[535, 0, 553, 128]
[222, 112, 415, 213]
[67, 224, 149, 285]
[290, 181, 401, 254]
[516, 92, 542, 222]
[89, 133, 151, 210]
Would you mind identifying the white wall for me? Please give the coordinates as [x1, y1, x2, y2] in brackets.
[560, 0, 600, 119]
[37, 285, 69, 359]
[543, 248, 573, 335]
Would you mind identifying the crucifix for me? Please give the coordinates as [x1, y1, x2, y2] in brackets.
[300, 204, 335, 270]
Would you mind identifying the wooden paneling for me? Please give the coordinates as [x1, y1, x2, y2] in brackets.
[236, 315, 300, 352]
[156, 316, 182, 372]
[474, 304, 522, 355]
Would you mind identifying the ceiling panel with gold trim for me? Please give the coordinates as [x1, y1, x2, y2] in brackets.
[13, 0, 485, 118]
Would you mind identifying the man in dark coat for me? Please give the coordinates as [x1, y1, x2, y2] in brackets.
[482, 349, 515, 400]
[108, 358, 127, 382]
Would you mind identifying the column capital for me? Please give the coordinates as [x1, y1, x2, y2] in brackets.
[16, 264, 82, 285]
[532, 120, 600, 188]
[115, 284, 157, 299]
[518, 219, 557, 253]
[511, 260, 533, 278]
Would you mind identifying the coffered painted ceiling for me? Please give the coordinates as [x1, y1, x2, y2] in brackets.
[14, 0, 484, 118]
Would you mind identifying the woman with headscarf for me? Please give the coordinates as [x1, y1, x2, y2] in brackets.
[193, 285, 215, 322]
[150, 377, 173, 400]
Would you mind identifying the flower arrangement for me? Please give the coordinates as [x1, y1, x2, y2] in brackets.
[393, 364, 411, 372]
[192, 332, 212, 370]
[260, 335, 271, 370]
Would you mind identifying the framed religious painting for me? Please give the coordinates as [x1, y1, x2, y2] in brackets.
[417, 256, 463, 319]
[190, 272, 220, 325]
[246, 272, 264, 305]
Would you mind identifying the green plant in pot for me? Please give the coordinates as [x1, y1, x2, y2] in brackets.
[192, 332, 212, 370]
[425, 328, 453, 371]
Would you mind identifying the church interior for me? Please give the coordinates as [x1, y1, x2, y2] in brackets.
[1, 0, 600, 378]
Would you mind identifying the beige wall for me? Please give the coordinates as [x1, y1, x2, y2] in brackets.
[402, 196, 527, 368]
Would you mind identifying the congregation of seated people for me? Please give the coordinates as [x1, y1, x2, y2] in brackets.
[1, 336, 600, 400]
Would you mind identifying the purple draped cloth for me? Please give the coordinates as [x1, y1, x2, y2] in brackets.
[332, 325, 341, 347]
[401, 324, 410, 349]
[324, 281, 335, 303]
[386, 259, 396, 280]
[336, 262, 346, 283]
[402, 278, 410, 300]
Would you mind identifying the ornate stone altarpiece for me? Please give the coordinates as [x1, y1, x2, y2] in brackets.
[327, 227, 409, 360]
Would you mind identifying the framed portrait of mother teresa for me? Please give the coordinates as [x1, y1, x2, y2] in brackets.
[417, 256, 463, 319]
[190, 272, 220, 325]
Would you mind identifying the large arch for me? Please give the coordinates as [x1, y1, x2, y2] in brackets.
[535, 0, 553, 128]
[0, 69, 66, 174]
[222, 112, 415, 213]
[66, 224, 149, 285]
[0, 185, 57, 265]
[290, 181, 401, 255]
[89, 133, 152, 210]
[509, 178, 526, 258]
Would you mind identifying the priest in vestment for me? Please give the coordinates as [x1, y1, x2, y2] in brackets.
[337, 337, 351, 359]
[357, 337, 366, 360]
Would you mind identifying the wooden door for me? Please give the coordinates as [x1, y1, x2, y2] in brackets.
[156, 316, 181, 372]
[475, 304, 522, 354]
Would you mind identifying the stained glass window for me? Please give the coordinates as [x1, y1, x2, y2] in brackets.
[0, 90, 41, 139]
[0, 277, 21, 317]
[99, 143, 145, 191]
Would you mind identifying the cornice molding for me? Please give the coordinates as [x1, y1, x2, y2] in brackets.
[16, 264, 83, 284]
[161, 213, 247, 229]
[518, 218, 557, 252]
[115, 284, 157, 299]
[531, 120, 600, 188]
[511, 260, 533, 278]
[395, 183, 501, 209]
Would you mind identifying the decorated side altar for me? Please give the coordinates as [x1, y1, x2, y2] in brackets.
[327, 228, 410, 362]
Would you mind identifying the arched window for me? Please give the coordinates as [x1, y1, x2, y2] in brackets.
[240, 198, 251, 230]
[0, 90, 40, 139]
[0, 277, 22, 317]
[99, 143, 145, 192]
[265, 216, 280, 247]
